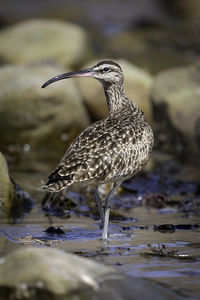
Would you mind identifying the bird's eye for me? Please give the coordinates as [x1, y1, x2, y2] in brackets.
[103, 67, 109, 72]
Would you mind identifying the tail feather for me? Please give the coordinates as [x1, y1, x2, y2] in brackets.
[42, 179, 73, 192]
[47, 167, 73, 184]
[42, 166, 74, 192]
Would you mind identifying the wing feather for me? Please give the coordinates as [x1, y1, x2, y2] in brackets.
[45, 115, 153, 189]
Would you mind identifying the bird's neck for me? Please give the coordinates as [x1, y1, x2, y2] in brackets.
[103, 82, 141, 115]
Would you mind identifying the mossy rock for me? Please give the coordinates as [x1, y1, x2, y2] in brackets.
[0, 152, 34, 219]
[0, 247, 114, 299]
[151, 62, 200, 155]
[0, 152, 14, 218]
[0, 247, 182, 300]
[0, 19, 90, 67]
[0, 64, 90, 168]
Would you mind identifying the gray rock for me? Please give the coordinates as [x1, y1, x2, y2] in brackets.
[0, 64, 90, 169]
[0, 19, 90, 67]
[151, 62, 200, 155]
[0, 247, 183, 300]
[78, 59, 153, 124]
[0, 152, 34, 219]
[0, 152, 14, 218]
[0, 247, 113, 298]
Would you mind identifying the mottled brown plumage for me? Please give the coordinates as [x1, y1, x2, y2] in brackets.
[42, 60, 154, 239]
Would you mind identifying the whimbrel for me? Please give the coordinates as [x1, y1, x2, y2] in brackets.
[42, 61, 154, 239]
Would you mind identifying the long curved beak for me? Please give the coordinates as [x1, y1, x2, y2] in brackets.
[41, 68, 94, 88]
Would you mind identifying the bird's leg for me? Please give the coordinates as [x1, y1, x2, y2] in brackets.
[102, 181, 121, 240]
[94, 186, 105, 228]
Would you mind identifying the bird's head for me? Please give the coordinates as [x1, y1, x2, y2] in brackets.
[41, 60, 124, 88]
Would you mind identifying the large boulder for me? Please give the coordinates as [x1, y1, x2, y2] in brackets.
[0, 64, 90, 168]
[0, 247, 113, 299]
[78, 59, 153, 124]
[0, 152, 14, 218]
[151, 62, 200, 156]
[0, 247, 182, 300]
[0, 152, 34, 219]
[0, 19, 90, 68]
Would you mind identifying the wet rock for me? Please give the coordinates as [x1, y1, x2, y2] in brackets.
[0, 19, 90, 67]
[0, 152, 34, 219]
[0, 64, 90, 168]
[12, 184, 34, 220]
[78, 59, 153, 123]
[146, 243, 178, 258]
[151, 62, 200, 156]
[0, 152, 14, 218]
[0, 247, 112, 299]
[0, 247, 183, 300]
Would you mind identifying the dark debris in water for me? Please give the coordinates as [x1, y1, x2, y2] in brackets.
[123, 172, 198, 198]
[144, 244, 198, 261]
[42, 188, 136, 223]
[146, 243, 178, 257]
[40, 170, 200, 219]
[154, 223, 200, 233]
[73, 244, 134, 258]
[18, 235, 62, 247]
[146, 192, 167, 208]
[11, 183, 34, 222]
[120, 171, 200, 212]
[73, 249, 111, 258]
[176, 224, 200, 230]
[154, 224, 175, 233]
[121, 226, 134, 231]
[119, 223, 200, 234]
[179, 198, 200, 216]
[45, 226, 65, 235]
[42, 190, 78, 217]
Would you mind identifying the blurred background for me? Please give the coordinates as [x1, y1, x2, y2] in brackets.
[0, 2, 200, 297]
[0, 0, 200, 175]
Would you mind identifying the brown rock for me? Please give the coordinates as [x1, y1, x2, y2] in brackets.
[0, 19, 90, 68]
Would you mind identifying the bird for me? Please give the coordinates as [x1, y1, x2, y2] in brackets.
[41, 60, 154, 240]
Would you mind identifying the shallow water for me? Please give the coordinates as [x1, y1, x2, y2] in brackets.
[0, 166, 200, 299]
